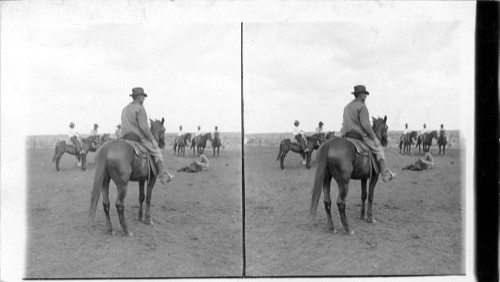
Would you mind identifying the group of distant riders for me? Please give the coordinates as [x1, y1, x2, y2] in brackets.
[65, 85, 448, 185]
[64, 87, 221, 181]
[291, 84, 449, 181]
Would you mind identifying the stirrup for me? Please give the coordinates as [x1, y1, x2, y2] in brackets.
[382, 170, 396, 182]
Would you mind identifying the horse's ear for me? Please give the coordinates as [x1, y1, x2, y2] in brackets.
[384, 115, 387, 123]
[161, 118, 165, 125]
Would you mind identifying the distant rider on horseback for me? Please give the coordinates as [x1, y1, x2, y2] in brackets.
[340, 85, 395, 182]
[178, 125, 183, 137]
[315, 121, 324, 134]
[68, 122, 84, 156]
[403, 123, 409, 135]
[439, 124, 447, 144]
[293, 120, 309, 153]
[115, 124, 122, 139]
[121, 87, 172, 184]
[90, 123, 99, 137]
[196, 125, 202, 137]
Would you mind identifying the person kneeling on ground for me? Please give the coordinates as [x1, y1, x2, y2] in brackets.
[402, 152, 434, 171]
[178, 154, 209, 173]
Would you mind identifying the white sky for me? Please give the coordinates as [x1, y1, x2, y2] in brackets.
[3, 14, 241, 135]
[244, 19, 475, 133]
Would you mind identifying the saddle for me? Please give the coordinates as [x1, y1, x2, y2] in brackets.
[123, 133, 158, 182]
[343, 131, 379, 179]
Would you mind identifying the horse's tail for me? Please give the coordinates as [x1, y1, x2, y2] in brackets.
[276, 142, 283, 161]
[88, 144, 108, 222]
[309, 142, 329, 219]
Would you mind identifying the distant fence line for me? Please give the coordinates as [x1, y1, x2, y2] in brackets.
[26, 133, 243, 150]
[26, 131, 462, 149]
[243, 131, 463, 148]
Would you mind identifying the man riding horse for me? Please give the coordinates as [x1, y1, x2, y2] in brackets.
[293, 120, 309, 153]
[315, 121, 324, 134]
[340, 85, 396, 182]
[121, 87, 173, 184]
[68, 122, 84, 156]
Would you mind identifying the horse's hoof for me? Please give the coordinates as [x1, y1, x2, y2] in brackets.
[365, 217, 376, 224]
[107, 230, 115, 235]
[127, 231, 133, 237]
[343, 229, 355, 235]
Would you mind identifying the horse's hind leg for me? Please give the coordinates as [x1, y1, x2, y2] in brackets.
[55, 150, 63, 171]
[322, 176, 335, 233]
[366, 174, 379, 223]
[360, 179, 367, 219]
[144, 178, 157, 225]
[115, 184, 132, 236]
[101, 175, 114, 235]
[137, 180, 145, 221]
[280, 149, 289, 170]
[337, 180, 354, 235]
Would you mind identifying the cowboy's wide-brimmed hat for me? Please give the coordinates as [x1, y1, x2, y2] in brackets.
[94, 123, 99, 127]
[319, 121, 324, 125]
[130, 87, 148, 97]
[69, 122, 75, 127]
[294, 120, 300, 125]
[351, 85, 370, 95]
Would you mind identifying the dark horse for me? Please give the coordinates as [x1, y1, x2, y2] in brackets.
[398, 131, 417, 155]
[173, 133, 192, 157]
[88, 118, 166, 236]
[309, 116, 389, 235]
[437, 130, 448, 155]
[52, 137, 103, 171]
[415, 130, 438, 154]
[276, 133, 324, 170]
[193, 133, 213, 156]
[212, 132, 222, 157]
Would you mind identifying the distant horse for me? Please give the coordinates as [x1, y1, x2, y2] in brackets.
[173, 133, 192, 157]
[309, 116, 389, 235]
[89, 118, 167, 236]
[415, 130, 438, 154]
[52, 137, 100, 171]
[437, 130, 448, 155]
[398, 131, 417, 155]
[212, 132, 222, 157]
[324, 131, 337, 140]
[276, 133, 324, 170]
[88, 133, 111, 146]
[190, 136, 200, 155]
[196, 133, 213, 156]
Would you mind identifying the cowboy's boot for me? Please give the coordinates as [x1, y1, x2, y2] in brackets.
[377, 158, 396, 182]
[156, 160, 173, 185]
[301, 139, 309, 153]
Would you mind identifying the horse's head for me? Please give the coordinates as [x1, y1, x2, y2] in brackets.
[372, 116, 388, 147]
[185, 133, 192, 143]
[207, 133, 213, 141]
[150, 118, 166, 149]
[431, 130, 438, 139]
[410, 131, 418, 140]
[100, 133, 110, 143]
[325, 131, 336, 140]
